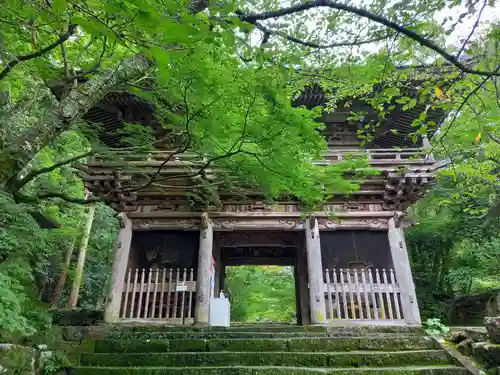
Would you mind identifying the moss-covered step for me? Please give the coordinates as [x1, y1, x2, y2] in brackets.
[108, 331, 332, 340]
[94, 336, 437, 354]
[70, 365, 469, 375]
[208, 336, 436, 352]
[62, 325, 424, 342]
[111, 331, 424, 341]
[120, 325, 330, 333]
[326, 326, 424, 336]
[94, 339, 208, 353]
[80, 349, 454, 367]
[62, 326, 334, 342]
[136, 324, 421, 334]
[117, 325, 423, 335]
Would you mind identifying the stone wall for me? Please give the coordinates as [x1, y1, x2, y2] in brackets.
[0, 344, 36, 375]
[449, 289, 500, 326]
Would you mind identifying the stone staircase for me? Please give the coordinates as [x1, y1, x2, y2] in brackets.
[67, 324, 470, 374]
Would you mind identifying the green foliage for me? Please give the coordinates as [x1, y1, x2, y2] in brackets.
[424, 318, 450, 336]
[43, 351, 73, 375]
[0, 185, 116, 339]
[407, 187, 500, 320]
[0, 194, 54, 340]
[0, 345, 36, 374]
[226, 266, 296, 323]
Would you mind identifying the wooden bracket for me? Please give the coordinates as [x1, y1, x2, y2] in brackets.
[393, 211, 405, 228]
[309, 214, 316, 238]
[118, 213, 127, 229]
[200, 213, 209, 231]
[308, 214, 316, 230]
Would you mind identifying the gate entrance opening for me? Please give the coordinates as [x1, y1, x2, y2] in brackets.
[213, 231, 311, 325]
[225, 266, 296, 323]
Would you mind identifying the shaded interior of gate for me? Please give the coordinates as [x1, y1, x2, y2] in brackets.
[214, 231, 307, 324]
[125, 230, 393, 324]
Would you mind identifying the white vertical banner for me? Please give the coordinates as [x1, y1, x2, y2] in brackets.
[209, 257, 215, 298]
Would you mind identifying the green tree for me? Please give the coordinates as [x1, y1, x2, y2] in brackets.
[226, 266, 296, 322]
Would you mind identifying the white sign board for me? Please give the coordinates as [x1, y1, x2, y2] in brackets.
[176, 282, 188, 292]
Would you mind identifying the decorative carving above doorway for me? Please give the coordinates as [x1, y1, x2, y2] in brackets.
[222, 246, 296, 260]
[219, 231, 299, 247]
[212, 219, 304, 230]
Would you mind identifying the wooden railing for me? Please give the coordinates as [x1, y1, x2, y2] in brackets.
[314, 147, 433, 166]
[324, 268, 403, 321]
[88, 148, 432, 167]
[120, 268, 196, 324]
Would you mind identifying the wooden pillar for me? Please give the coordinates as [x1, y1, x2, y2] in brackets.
[388, 214, 421, 326]
[104, 213, 132, 323]
[294, 266, 301, 324]
[305, 215, 327, 324]
[218, 264, 226, 297]
[195, 212, 213, 324]
[296, 242, 310, 325]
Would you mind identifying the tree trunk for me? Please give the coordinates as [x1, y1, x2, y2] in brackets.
[95, 272, 111, 310]
[1, 53, 151, 188]
[68, 203, 96, 309]
[50, 237, 77, 309]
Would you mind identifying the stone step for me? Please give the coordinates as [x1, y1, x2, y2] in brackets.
[94, 336, 438, 353]
[110, 324, 421, 334]
[114, 324, 329, 333]
[116, 331, 424, 341]
[114, 331, 333, 340]
[71, 365, 469, 375]
[62, 325, 424, 342]
[80, 349, 454, 368]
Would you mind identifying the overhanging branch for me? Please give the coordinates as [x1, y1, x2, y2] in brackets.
[254, 21, 392, 49]
[14, 191, 102, 205]
[0, 24, 77, 81]
[12, 151, 94, 191]
[237, 1, 500, 77]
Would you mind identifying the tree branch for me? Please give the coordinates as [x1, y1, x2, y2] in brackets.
[254, 21, 391, 49]
[237, 1, 500, 77]
[487, 132, 500, 145]
[0, 24, 77, 81]
[72, 37, 97, 71]
[122, 96, 261, 193]
[13, 151, 94, 191]
[456, 0, 487, 59]
[61, 44, 69, 82]
[431, 74, 492, 153]
[14, 191, 101, 205]
[123, 83, 223, 193]
[69, 36, 108, 81]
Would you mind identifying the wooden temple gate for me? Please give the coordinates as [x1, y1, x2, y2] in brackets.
[76, 83, 446, 327]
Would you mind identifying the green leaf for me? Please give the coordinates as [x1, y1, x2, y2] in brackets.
[52, 0, 67, 13]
